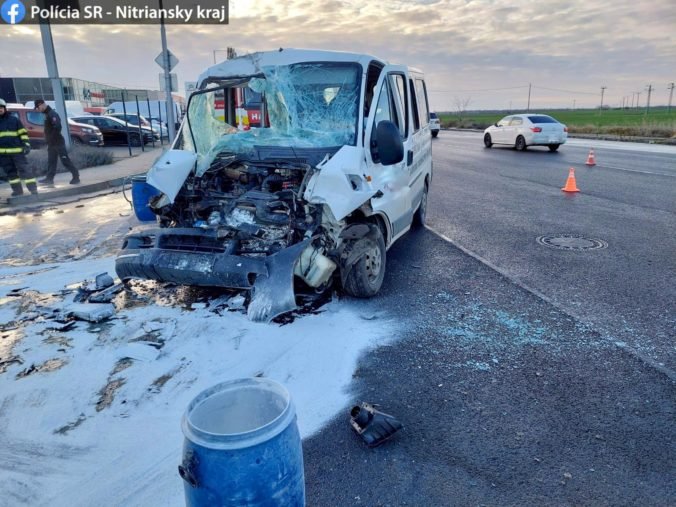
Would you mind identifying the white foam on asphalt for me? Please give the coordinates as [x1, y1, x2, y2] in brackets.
[0, 257, 398, 506]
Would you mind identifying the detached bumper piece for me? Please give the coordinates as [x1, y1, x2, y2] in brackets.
[350, 402, 403, 447]
[115, 228, 309, 322]
[116, 228, 267, 289]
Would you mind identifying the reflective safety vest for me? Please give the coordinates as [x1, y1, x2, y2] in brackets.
[0, 113, 30, 154]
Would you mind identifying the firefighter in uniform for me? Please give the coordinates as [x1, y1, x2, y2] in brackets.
[35, 99, 80, 185]
[0, 98, 37, 196]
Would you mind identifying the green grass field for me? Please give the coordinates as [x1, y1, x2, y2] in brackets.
[438, 108, 676, 138]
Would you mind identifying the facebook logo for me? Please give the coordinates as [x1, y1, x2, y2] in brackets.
[1, 0, 26, 24]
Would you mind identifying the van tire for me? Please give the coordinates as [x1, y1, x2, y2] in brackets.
[548, 144, 560, 152]
[412, 182, 428, 228]
[431, 131, 439, 138]
[72, 137, 84, 145]
[129, 135, 142, 147]
[343, 227, 386, 298]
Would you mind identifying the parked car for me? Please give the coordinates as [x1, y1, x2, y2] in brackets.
[483, 113, 568, 151]
[150, 119, 169, 138]
[429, 112, 440, 138]
[107, 113, 160, 140]
[7, 106, 104, 147]
[71, 115, 155, 146]
[115, 48, 434, 323]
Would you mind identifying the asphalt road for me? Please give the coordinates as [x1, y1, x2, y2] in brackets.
[427, 131, 676, 369]
[303, 132, 675, 506]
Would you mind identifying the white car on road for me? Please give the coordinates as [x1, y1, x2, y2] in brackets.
[483, 113, 567, 152]
[430, 112, 440, 138]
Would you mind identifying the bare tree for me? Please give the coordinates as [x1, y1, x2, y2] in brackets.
[453, 96, 472, 117]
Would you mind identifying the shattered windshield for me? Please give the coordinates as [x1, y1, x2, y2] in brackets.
[185, 62, 361, 174]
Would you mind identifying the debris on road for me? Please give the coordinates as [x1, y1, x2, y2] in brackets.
[73, 272, 124, 304]
[95, 272, 115, 290]
[350, 402, 403, 447]
[60, 302, 116, 323]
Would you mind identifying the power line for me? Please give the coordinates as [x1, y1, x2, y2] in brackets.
[429, 85, 529, 93]
[532, 85, 598, 96]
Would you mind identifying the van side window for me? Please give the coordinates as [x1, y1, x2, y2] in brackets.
[389, 74, 408, 139]
[364, 61, 384, 118]
[370, 81, 400, 162]
[409, 79, 420, 132]
[415, 78, 429, 127]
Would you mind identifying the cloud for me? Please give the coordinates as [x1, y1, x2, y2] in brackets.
[0, 0, 674, 109]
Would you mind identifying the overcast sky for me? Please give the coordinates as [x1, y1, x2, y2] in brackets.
[1, 0, 675, 110]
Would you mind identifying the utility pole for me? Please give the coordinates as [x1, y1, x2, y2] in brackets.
[159, 0, 176, 142]
[635, 91, 641, 110]
[667, 82, 674, 113]
[38, 19, 71, 149]
[573, 99, 576, 110]
[600, 86, 607, 112]
[645, 84, 653, 114]
[527, 83, 531, 112]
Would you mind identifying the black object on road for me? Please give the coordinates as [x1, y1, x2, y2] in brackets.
[350, 402, 403, 447]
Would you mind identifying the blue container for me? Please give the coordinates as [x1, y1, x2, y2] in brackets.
[180, 378, 305, 507]
[131, 175, 160, 222]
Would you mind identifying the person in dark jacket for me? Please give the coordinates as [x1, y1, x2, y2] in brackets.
[34, 99, 80, 185]
[0, 98, 37, 196]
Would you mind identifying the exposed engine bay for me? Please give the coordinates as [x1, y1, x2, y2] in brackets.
[154, 155, 321, 255]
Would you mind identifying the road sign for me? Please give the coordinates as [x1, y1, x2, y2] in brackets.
[159, 73, 178, 92]
[155, 50, 179, 72]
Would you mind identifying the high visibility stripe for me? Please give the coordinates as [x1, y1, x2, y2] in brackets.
[9, 178, 21, 184]
[24, 178, 37, 184]
[0, 131, 22, 137]
[20, 135, 30, 141]
[0, 147, 23, 153]
[17, 128, 28, 134]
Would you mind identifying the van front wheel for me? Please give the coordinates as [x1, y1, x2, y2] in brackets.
[342, 227, 386, 298]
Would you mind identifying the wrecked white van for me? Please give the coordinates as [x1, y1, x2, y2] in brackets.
[115, 49, 433, 322]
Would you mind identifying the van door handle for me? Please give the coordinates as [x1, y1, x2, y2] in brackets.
[407, 150, 413, 166]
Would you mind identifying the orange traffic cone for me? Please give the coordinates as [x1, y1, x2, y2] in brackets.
[585, 149, 596, 166]
[561, 167, 580, 193]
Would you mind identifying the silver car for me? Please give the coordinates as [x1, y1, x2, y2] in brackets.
[483, 113, 567, 152]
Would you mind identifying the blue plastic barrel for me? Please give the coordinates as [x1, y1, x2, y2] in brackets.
[131, 175, 160, 222]
[179, 378, 305, 506]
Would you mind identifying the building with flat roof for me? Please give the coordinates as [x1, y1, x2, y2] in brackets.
[0, 77, 162, 107]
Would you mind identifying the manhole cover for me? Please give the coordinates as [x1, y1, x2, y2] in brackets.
[536, 235, 608, 251]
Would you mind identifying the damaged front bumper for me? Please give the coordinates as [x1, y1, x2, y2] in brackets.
[115, 228, 310, 322]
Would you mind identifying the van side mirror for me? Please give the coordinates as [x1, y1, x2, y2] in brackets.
[375, 120, 404, 166]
